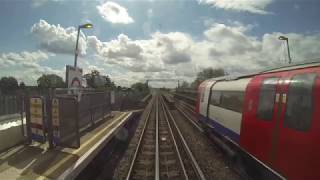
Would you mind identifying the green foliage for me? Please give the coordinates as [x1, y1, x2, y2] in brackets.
[131, 82, 149, 92]
[191, 68, 226, 88]
[84, 70, 116, 90]
[37, 74, 65, 89]
[19, 82, 26, 89]
[0, 76, 19, 94]
[180, 81, 189, 88]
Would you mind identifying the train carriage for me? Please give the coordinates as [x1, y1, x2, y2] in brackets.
[196, 62, 320, 179]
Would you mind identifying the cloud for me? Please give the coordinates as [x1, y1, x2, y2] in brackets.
[26, 20, 320, 87]
[87, 31, 194, 73]
[0, 50, 63, 84]
[199, 0, 273, 14]
[31, 0, 62, 8]
[88, 22, 320, 87]
[0, 50, 48, 67]
[97, 1, 134, 24]
[31, 19, 87, 55]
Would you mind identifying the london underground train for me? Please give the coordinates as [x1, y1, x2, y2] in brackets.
[196, 62, 320, 179]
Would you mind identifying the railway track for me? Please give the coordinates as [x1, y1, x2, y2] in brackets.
[174, 98, 204, 133]
[126, 97, 156, 180]
[126, 94, 206, 180]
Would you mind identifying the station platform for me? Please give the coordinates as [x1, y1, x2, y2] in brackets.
[0, 110, 141, 180]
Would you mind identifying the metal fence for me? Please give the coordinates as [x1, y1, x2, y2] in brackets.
[112, 91, 148, 111]
[22, 89, 148, 149]
[0, 95, 21, 116]
[78, 92, 111, 131]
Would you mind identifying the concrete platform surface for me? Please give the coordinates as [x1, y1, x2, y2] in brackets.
[0, 111, 138, 180]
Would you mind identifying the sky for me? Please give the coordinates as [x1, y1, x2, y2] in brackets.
[0, 0, 320, 88]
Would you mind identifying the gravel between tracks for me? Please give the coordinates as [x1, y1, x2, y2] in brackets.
[171, 109, 241, 180]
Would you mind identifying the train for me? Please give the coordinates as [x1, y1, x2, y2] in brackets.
[196, 62, 320, 179]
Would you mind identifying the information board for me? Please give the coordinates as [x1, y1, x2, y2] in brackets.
[52, 98, 60, 144]
[29, 97, 45, 143]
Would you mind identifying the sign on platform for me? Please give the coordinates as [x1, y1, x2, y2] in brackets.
[29, 97, 45, 143]
[52, 98, 60, 144]
[66, 65, 83, 88]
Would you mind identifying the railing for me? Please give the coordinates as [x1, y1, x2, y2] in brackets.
[24, 90, 148, 149]
[0, 95, 22, 117]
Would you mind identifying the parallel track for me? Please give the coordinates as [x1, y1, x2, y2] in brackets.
[126, 94, 206, 180]
[126, 97, 156, 180]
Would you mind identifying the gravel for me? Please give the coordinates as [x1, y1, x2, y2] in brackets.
[170, 109, 241, 180]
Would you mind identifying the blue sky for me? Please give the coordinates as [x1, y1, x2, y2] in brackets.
[1, 0, 320, 87]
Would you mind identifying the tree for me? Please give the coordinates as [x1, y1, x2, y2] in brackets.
[180, 81, 189, 88]
[37, 74, 65, 89]
[191, 68, 226, 88]
[0, 76, 19, 94]
[19, 82, 26, 89]
[84, 70, 116, 90]
[131, 82, 149, 92]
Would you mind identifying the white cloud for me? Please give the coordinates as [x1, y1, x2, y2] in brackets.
[31, 0, 62, 8]
[31, 19, 87, 55]
[199, 0, 273, 14]
[86, 22, 320, 87]
[25, 20, 320, 87]
[0, 50, 48, 67]
[0, 51, 63, 84]
[97, 1, 134, 24]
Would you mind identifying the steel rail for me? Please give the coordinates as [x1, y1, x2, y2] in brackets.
[125, 97, 155, 180]
[155, 96, 160, 180]
[159, 96, 189, 179]
[163, 98, 207, 180]
[179, 99, 195, 113]
[175, 104, 204, 133]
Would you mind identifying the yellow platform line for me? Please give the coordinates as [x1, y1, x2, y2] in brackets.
[36, 112, 128, 180]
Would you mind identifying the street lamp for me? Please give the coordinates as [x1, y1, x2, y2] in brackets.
[74, 23, 93, 68]
[278, 35, 292, 64]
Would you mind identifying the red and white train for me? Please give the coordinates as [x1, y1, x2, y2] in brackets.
[196, 62, 320, 179]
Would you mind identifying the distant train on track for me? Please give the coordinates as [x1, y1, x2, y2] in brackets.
[196, 62, 320, 179]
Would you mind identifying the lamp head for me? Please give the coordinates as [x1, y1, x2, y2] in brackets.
[79, 23, 93, 29]
[278, 36, 288, 40]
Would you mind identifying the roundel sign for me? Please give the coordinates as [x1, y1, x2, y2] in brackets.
[66, 65, 83, 88]
[71, 77, 81, 88]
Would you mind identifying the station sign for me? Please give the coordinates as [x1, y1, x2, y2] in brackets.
[52, 98, 60, 144]
[66, 65, 83, 88]
[29, 97, 45, 143]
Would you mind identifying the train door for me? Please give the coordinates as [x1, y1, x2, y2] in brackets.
[199, 81, 215, 118]
[273, 68, 320, 179]
[240, 72, 287, 165]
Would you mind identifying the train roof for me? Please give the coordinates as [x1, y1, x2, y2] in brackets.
[204, 60, 320, 83]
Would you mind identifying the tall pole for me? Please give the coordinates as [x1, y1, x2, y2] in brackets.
[286, 39, 292, 64]
[74, 26, 81, 68]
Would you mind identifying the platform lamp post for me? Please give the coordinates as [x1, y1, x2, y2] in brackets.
[278, 35, 292, 64]
[74, 23, 93, 68]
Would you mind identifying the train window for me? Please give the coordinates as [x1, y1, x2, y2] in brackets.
[257, 78, 278, 121]
[220, 91, 244, 113]
[201, 91, 205, 102]
[210, 91, 221, 105]
[284, 73, 316, 132]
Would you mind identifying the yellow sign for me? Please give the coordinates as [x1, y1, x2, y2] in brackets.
[52, 98, 59, 126]
[30, 97, 43, 125]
